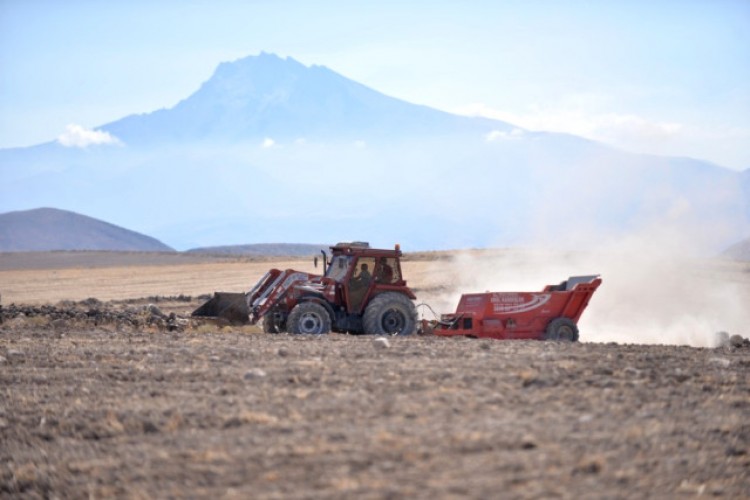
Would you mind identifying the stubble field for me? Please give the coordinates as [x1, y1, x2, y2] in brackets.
[1, 251, 749, 498]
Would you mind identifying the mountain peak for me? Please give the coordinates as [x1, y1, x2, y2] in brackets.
[195, 52, 309, 106]
[100, 51, 512, 145]
[212, 52, 307, 79]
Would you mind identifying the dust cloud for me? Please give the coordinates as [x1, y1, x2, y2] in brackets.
[420, 229, 749, 347]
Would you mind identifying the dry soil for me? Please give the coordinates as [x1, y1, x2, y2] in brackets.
[1, 253, 749, 498]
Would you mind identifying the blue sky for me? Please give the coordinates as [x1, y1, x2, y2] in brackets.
[1, 0, 748, 169]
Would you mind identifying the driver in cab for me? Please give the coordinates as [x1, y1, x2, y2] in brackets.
[351, 263, 371, 289]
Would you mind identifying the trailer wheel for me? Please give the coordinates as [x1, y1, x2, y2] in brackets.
[287, 302, 331, 335]
[545, 317, 579, 342]
[262, 312, 286, 334]
[363, 292, 418, 336]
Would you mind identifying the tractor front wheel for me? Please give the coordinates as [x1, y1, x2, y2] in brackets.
[363, 292, 418, 336]
[287, 302, 331, 335]
[544, 317, 579, 342]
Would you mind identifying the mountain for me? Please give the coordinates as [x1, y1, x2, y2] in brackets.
[722, 236, 750, 261]
[0, 208, 174, 252]
[187, 243, 328, 257]
[0, 53, 748, 253]
[102, 52, 510, 145]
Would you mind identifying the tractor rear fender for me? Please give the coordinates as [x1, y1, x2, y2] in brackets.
[370, 286, 417, 301]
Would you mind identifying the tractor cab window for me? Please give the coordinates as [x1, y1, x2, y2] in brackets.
[325, 255, 352, 282]
[348, 257, 375, 311]
[374, 257, 400, 284]
[350, 258, 375, 289]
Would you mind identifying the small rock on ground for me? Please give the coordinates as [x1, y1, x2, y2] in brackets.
[243, 368, 267, 380]
[373, 337, 390, 349]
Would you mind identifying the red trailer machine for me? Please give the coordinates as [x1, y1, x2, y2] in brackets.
[433, 275, 601, 341]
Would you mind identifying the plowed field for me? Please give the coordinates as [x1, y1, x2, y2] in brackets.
[1, 251, 749, 498]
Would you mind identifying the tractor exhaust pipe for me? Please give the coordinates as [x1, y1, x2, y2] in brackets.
[314, 250, 328, 274]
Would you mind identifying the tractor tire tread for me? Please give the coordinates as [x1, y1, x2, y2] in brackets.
[363, 292, 418, 336]
[287, 302, 331, 335]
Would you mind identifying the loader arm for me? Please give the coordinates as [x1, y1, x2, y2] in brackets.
[191, 269, 310, 325]
[249, 269, 321, 323]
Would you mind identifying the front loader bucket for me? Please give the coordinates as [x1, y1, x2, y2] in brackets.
[192, 292, 250, 325]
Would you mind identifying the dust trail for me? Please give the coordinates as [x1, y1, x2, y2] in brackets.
[420, 235, 749, 347]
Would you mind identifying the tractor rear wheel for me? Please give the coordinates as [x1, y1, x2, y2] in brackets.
[363, 292, 417, 336]
[287, 302, 331, 335]
[544, 317, 579, 342]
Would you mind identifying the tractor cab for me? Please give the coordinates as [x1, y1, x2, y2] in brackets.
[322, 243, 409, 314]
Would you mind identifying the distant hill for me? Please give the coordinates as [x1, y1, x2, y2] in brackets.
[0, 208, 174, 252]
[722, 236, 750, 261]
[187, 243, 328, 257]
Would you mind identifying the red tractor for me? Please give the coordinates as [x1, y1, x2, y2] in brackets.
[193, 242, 418, 335]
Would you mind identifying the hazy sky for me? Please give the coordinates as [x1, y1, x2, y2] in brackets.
[1, 0, 748, 170]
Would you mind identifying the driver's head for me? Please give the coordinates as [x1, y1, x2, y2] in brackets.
[361, 263, 368, 271]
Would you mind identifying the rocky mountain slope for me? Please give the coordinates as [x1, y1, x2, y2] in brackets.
[103, 52, 510, 145]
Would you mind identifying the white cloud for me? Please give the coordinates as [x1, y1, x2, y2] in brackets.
[57, 123, 122, 148]
[261, 137, 275, 148]
[458, 103, 683, 144]
[484, 128, 524, 142]
[454, 102, 750, 168]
